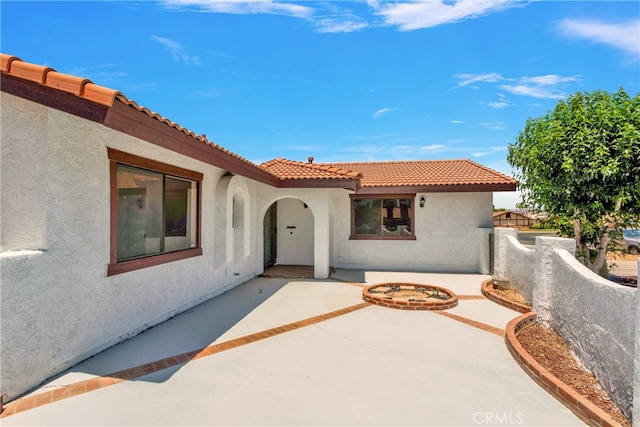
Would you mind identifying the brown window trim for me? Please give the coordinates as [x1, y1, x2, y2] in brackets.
[349, 193, 417, 241]
[107, 148, 203, 276]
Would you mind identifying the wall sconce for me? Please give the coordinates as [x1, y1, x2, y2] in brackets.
[419, 196, 425, 208]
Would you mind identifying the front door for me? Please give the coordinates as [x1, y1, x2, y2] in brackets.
[263, 203, 277, 268]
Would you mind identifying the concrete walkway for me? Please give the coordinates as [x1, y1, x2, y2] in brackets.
[1, 271, 584, 426]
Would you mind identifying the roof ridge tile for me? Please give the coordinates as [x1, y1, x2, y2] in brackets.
[44, 71, 91, 96]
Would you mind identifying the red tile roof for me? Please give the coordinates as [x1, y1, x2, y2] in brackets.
[1, 54, 122, 105]
[260, 158, 362, 181]
[0, 53, 264, 176]
[261, 158, 516, 190]
[2, 53, 516, 193]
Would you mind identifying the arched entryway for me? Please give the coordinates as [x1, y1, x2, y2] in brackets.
[262, 197, 314, 271]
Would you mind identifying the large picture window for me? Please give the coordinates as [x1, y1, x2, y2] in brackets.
[108, 148, 202, 276]
[350, 195, 415, 240]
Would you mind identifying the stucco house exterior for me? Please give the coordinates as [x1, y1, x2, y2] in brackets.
[0, 54, 516, 402]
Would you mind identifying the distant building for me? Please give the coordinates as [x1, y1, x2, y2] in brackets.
[493, 210, 537, 228]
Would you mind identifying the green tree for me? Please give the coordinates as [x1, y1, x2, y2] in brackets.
[507, 88, 640, 274]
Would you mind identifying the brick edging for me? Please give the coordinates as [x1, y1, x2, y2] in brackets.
[0, 302, 370, 418]
[363, 283, 458, 311]
[481, 278, 531, 313]
[505, 313, 624, 427]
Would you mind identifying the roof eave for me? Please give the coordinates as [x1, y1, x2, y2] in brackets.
[278, 178, 359, 190]
[355, 182, 517, 194]
[104, 100, 281, 186]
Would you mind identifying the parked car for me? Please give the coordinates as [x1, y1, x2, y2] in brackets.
[622, 229, 640, 254]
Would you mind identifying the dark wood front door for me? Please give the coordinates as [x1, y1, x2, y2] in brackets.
[263, 203, 277, 268]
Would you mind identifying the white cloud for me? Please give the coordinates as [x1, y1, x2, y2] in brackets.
[479, 122, 506, 130]
[453, 72, 503, 89]
[163, 0, 369, 33]
[372, 107, 395, 119]
[472, 151, 490, 158]
[557, 18, 640, 57]
[420, 144, 446, 152]
[486, 100, 509, 109]
[163, 0, 313, 18]
[503, 74, 580, 99]
[518, 75, 579, 86]
[151, 35, 201, 65]
[315, 19, 368, 33]
[455, 72, 580, 100]
[371, 0, 523, 31]
[499, 84, 565, 100]
[451, 120, 465, 124]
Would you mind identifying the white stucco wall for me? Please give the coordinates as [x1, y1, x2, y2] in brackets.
[493, 229, 637, 421]
[550, 249, 635, 420]
[330, 192, 493, 273]
[0, 93, 262, 401]
[503, 235, 535, 303]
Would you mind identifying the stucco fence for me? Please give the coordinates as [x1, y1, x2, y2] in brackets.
[493, 228, 638, 424]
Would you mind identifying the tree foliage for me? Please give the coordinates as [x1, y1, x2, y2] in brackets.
[507, 88, 640, 273]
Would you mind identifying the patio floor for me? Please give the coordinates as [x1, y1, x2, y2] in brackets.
[0, 270, 584, 426]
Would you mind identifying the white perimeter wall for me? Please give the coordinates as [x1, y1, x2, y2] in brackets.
[330, 192, 494, 273]
[494, 229, 637, 420]
[0, 93, 262, 401]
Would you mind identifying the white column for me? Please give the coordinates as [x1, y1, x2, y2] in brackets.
[533, 236, 575, 326]
[493, 228, 518, 279]
[313, 196, 330, 279]
[477, 227, 493, 274]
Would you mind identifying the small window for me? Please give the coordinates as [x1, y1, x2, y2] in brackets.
[350, 195, 416, 240]
[108, 149, 202, 276]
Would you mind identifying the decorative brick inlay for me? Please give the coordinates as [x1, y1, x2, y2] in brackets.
[505, 313, 624, 427]
[363, 283, 458, 310]
[481, 279, 532, 313]
[0, 302, 370, 418]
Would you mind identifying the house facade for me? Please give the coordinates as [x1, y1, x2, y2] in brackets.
[0, 54, 516, 402]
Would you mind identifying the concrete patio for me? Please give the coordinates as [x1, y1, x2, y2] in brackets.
[0, 271, 584, 426]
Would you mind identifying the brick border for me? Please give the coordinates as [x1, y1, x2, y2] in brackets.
[505, 313, 624, 427]
[363, 283, 458, 310]
[481, 278, 532, 313]
[0, 302, 370, 418]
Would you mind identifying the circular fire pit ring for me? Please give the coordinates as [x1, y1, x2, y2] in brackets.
[363, 283, 458, 311]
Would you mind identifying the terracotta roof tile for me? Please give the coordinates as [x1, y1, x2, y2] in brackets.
[1, 53, 271, 178]
[260, 158, 362, 181]
[2, 54, 516, 191]
[324, 159, 515, 187]
[1, 54, 122, 105]
[262, 158, 515, 188]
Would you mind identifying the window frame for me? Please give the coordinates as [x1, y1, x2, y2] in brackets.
[107, 148, 203, 276]
[349, 194, 417, 240]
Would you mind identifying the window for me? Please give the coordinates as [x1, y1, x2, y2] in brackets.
[107, 148, 202, 276]
[350, 195, 416, 240]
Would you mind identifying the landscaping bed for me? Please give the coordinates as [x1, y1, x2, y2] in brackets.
[495, 287, 630, 426]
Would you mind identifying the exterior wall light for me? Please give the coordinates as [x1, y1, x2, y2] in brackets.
[419, 196, 425, 208]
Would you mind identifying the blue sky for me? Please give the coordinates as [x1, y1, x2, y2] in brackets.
[2, 1, 639, 207]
